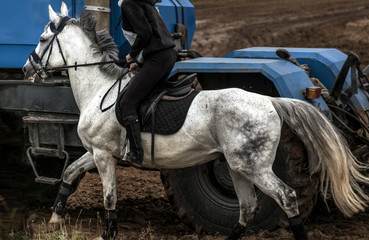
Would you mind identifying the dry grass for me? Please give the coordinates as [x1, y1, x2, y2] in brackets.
[1, 204, 164, 240]
[1, 204, 94, 240]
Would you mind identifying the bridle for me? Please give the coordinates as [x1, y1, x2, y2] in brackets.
[29, 16, 71, 79]
[28, 16, 125, 79]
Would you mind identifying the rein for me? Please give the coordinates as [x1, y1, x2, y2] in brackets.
[48, 59, 125, 72]
[100, 65, 130, 112]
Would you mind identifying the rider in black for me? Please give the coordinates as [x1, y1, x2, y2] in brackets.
[119, 0, 176, 167]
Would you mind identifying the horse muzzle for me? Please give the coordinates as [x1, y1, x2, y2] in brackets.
[22, 61, 35, 79]
[23, 60, 49, 80]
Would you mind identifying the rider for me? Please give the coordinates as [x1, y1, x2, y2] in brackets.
[118, 0, 176, 167]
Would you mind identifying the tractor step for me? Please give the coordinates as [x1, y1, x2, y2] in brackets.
[26, 147, 70, 186]
[35, 176, 60, 185]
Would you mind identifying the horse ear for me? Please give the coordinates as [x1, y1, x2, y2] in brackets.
[48, 5, 58, 23]
[61, 2, 69, 16]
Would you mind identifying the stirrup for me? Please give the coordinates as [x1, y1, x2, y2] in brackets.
[125, 154, 142, 168]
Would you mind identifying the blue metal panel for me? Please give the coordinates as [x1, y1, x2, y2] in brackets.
[171, 57, 330, 115]
[226, 47, 369, 111]
[171, 57, 308, 99]
[162, 0, 195, 49]
[0, 0, 84, 68]
[226, 47, 348, 90]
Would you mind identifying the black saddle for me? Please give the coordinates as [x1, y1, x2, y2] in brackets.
[115, 73, 198, 128]
[139, 73, 198, 126]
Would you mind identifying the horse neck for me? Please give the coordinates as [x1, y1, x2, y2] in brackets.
[62, 29, 118, 111]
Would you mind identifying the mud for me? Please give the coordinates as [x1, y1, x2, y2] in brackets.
[2, 0, 369, 239]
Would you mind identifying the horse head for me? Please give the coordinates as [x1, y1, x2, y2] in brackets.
[23, 2, 124, 83]
[23, 2, 75, 79]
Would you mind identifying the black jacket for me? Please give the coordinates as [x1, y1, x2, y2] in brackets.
[121, 0, 175, 59]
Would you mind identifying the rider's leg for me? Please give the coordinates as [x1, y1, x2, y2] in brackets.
[119, 48, 176, 166]
[121, 114, 143, 167]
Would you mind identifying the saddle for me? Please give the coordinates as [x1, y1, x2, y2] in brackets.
[139, 73, 199, 131]
[115, 73, 200, 162]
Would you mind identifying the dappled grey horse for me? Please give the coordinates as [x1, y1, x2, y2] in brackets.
[23, 3, 369, 240]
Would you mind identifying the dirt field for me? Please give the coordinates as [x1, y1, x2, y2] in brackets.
[2, 0, 369, 239]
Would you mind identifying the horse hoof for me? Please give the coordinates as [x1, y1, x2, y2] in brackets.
[48, 212, 64, 224]
[225, 222, 247, 240]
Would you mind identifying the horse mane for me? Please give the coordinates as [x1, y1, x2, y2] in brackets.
[73, 13, 124, 78]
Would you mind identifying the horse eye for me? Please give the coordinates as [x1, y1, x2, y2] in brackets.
[40, 37, 47, 43]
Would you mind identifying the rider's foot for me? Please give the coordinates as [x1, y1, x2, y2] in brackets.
[126, 152, 143, 168]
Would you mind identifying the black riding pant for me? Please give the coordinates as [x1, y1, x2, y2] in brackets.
[120, 48, 176, 118]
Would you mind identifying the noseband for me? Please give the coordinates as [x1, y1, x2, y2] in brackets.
[29, 16, 71, 79]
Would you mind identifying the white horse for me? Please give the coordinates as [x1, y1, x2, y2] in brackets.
[23, 3, 369, 240]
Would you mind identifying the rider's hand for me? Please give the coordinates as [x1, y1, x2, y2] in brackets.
[126, 54, 133, 63]
[129, 62, 140, 71]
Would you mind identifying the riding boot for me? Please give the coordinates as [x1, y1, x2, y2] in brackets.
[122, 115, 143, 167]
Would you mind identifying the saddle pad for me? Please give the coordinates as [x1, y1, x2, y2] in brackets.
[141, 91, 200, 135]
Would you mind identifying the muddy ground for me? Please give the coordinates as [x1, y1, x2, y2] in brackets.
[2, 0, 369, 239]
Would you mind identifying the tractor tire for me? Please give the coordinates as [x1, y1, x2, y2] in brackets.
[160, 124, 319, 235]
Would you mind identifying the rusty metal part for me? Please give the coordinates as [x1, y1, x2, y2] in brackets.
[330, 52, 360, 100]
[85, 0, 110, 31]
[328, 104, 369, 144]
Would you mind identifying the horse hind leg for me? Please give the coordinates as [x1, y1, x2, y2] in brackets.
[226, 169, 258, 240]
[223, 116, 308, 239]
[49, 151, 96, 224]
[225, 141, 308, 239]
[248, 169, 308, 240]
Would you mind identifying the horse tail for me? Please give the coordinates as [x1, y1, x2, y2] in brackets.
[270, 97, 369, 217]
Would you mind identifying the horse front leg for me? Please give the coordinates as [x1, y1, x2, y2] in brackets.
[49, 151, 96, 224]
[94, 150, 118, 240]
[226, 168, 258, 240]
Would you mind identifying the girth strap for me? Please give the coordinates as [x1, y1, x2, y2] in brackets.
[149, 90, 168, 164]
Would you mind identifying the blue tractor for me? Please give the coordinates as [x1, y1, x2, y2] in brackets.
[1, 0, 369, 235]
